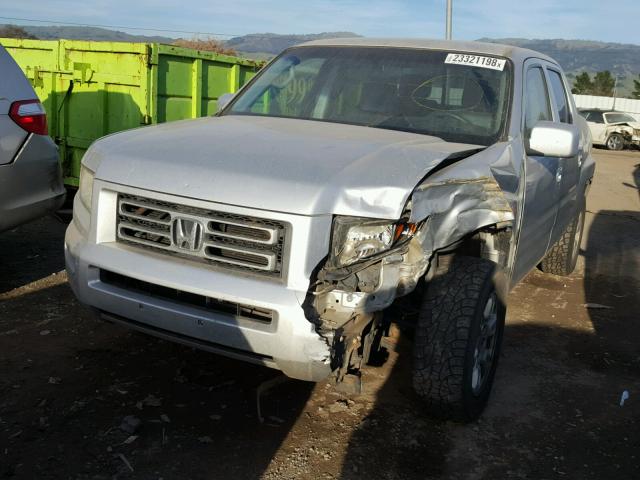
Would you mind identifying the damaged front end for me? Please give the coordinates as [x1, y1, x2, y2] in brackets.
[303, 144, 518, 384]
[606, 123, 640, 148]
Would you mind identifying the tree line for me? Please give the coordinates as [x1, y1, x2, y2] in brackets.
[571, 71, 615, 96]
[0, 25, 37, 39]
[571, 71, 640, 99]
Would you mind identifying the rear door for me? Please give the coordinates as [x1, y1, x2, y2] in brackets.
[584, 111, 606, 144]
[0, 46, 33, 165]
[545, 66, 581, 245]
[511, 61, 561, 283]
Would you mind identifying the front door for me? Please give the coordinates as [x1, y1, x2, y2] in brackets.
[546, 68, 581, 245]
[511, 63, 561, 285]
[585, 111, 606, 144]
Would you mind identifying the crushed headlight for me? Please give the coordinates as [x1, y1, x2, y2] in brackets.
[330, 216, 417, 267]
[78, 165, 95, 211]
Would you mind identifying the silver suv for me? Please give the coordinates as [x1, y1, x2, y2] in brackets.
[0, 45, 65, 232]
[66, 39, 594, 421]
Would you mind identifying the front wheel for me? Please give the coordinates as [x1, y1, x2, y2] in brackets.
[606, 133, 625, 151]
[413, 256, 506, 422]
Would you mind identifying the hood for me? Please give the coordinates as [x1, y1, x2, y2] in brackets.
[88, 115, 482, 219]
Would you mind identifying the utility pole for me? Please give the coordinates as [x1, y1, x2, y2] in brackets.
[446, 0, 453, 40]
[612, 75, 618, 110]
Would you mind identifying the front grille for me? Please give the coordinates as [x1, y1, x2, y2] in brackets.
[100, 269, 274, 323]
[116, 194, 287, 278]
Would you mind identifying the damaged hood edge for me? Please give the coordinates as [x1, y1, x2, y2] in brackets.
[85, 115, 486, 219]
[607, 121, 640, 129]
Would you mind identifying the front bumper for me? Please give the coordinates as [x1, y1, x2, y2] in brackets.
[65, 182, 333, 381]
[0, 134, 65, 232]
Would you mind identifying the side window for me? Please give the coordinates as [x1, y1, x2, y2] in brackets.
[524, 67, 552, 134]
[590, 111, 604, 124]
[547, 70, 571, 123]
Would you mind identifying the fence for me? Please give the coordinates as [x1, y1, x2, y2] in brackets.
[573, 94, 640, 120]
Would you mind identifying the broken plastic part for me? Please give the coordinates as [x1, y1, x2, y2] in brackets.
[408, 142, 516, 256]
[309, 142, 519, 382]
[410, 176, 513, 251]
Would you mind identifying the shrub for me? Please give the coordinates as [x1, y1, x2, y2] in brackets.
[173, 38, 237, 56]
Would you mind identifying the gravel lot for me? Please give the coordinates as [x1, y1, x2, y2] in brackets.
[1, 149, 639, 479]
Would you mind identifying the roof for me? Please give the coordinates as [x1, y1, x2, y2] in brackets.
[297, 38, 557, 65]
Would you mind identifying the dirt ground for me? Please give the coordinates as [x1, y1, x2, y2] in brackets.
[1, 150, 639, 480]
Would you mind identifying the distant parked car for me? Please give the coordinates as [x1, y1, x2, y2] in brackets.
[578, 109, 640, 150]
[0, 45, 65, 232]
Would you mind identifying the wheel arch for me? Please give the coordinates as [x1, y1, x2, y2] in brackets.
[605, 131, 628, 150]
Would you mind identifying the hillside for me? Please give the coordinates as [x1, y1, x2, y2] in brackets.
[479, 38, 640, 96]
[479, 38, 640, 74]
[0, 24, 173, 43]
[226, 35, 639, 94]
[225, 32, 359, 55]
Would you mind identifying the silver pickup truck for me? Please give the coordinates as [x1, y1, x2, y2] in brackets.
[65, 39, 594, 421]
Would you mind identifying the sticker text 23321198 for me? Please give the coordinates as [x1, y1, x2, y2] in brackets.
[445, 53, 506, 71]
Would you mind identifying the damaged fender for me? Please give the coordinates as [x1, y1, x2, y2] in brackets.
[309, 142, 521, 379]
[409, 142, 518, 256]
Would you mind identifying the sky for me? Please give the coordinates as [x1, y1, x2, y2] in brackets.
[0, 0, 638, 44]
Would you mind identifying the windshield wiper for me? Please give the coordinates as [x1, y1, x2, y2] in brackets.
[368, 122, 445, 141]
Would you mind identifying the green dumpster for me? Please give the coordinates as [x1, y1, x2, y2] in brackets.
[0, 38, 262, 187]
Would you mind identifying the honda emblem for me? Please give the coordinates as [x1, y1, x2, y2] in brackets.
[172, 217, 204, 251]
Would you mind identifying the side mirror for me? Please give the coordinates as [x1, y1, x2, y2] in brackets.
[217, 93, 235, 113]
[527, 121, 579, 158]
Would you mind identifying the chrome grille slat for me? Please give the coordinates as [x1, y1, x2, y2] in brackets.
[116, 194, 287, 278]
[118, 220, 171, 237]
[203, 240, 276, 271]
[119, 210, 172, 226]
[118, 230, 174, 250]
[119, 199, 173, 220]
[205, 220, 278, 245]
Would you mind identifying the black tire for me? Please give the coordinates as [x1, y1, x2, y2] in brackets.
[606, 133, 625, 151]
[413, 256, 506, 422]
[540, 203, 585, 276]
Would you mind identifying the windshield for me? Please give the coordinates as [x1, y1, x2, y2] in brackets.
[226, 46, 512, 145]
[605, 113, 636, 124]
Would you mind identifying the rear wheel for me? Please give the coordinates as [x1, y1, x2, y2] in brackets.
[606, 133, 624, 151]
[540, 203, 585, 276]
[413, 256, 506, 422]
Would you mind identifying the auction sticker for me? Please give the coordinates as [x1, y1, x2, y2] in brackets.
[445, 53, 506, 71]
